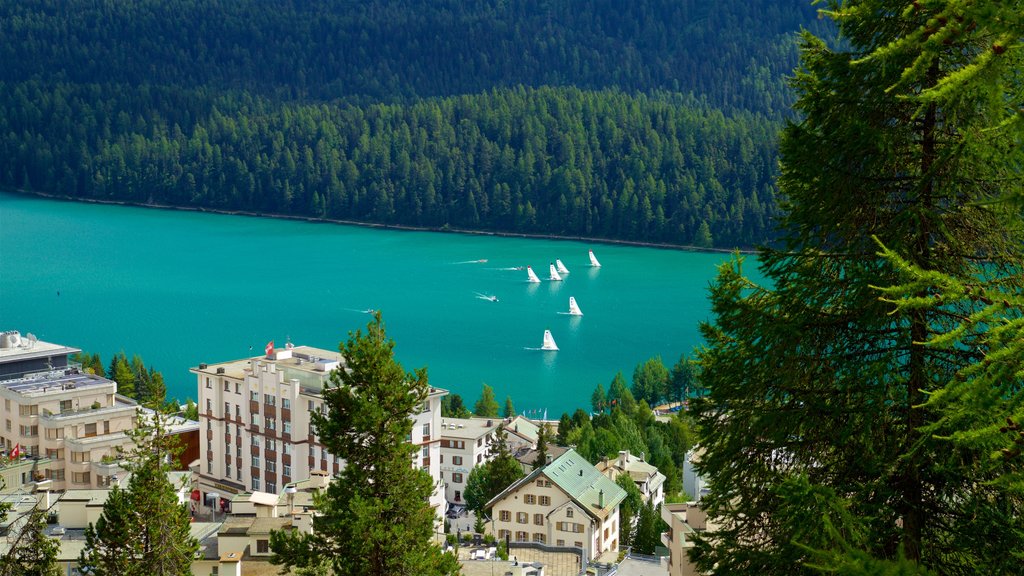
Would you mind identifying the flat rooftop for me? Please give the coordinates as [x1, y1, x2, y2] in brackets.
[2, 367, 115, 397]
[440, 417, 500, 440]
[0, 332, 77, 364]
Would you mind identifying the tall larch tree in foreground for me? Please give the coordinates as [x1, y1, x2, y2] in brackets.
[691, 0, 1024, 574]
[269, 313, 460, 576]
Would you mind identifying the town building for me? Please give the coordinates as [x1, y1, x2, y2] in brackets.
[193, 343, 447, 521]
[661, 500, 712, 576]
[597, 450, 666, 508]
[485, 448, 627, 562]
[438, 417, 500, 505]
[0, 330, 197, 491]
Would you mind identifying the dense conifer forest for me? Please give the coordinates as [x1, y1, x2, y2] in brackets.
[0, 0, 826, 247]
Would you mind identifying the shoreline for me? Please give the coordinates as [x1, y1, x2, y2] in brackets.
[3, 188, 757, 255]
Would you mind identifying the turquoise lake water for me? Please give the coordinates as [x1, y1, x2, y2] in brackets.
[0, 191, 750, 416]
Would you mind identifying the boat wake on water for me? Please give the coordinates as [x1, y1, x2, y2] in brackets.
[345, 308, 377, 315]
[453, 259, 489, 264]
[474, 292, 499, 303]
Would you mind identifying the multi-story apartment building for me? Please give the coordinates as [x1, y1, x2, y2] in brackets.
[439, 417, 500, 504]
[193, 343, 447, 519]
[0, 330, 197, 491]
[486, 448, 626, 561]
[661, 501, 711, 576]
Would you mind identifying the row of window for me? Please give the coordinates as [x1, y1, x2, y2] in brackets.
[495, 530, 579, 546]
[522, 494, 552, 506]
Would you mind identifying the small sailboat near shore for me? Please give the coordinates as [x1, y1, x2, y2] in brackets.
[555, 259, 570, 275]
[526, 266, 541, 283]
[588, 249, 602, 267]
[548, 263, 563, 281]
[541, 329, 559, 351]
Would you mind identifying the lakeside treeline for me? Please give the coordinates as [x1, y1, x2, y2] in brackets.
[0, 83, 781, 247]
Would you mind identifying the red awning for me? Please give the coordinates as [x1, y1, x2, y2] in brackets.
[191, 489, 200, 501]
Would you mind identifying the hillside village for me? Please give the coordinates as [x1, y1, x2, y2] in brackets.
[0, 329, 703, 575]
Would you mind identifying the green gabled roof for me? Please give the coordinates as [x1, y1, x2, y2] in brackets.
[544, 449, 627, 520]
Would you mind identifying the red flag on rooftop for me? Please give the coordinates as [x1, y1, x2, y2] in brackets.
[265, 341, 274, 357]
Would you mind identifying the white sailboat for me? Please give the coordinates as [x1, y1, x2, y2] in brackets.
[568, 296, 583, 316]
[526, 266, 541, 283]
[548, 263, 563, 281]
[555, 259, 570, 275]
[541, 329, 559, 351]
[589, 249, 602, 267]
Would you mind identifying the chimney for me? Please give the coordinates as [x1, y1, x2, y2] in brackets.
[599, 489, 604, 508]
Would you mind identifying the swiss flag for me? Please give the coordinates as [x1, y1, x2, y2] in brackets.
[265, 341, 274, 358]
[9, 444, 20, 459]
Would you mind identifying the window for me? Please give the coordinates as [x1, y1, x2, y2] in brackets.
[498, 529, 511, 540]
[574, 541, 583, 548]
[534, 513, 544, 525]
[104, 420, 110, 434]
[566, 508, 574, 518]
[422, 423, 430, 437]
[267, 482, 276, 494]
[452, 456, 463, 466]
[45, 448, 63, 460]
[556, 522, 584, 533]
[308, 400, 315, 411]
[206, 377, 211, 388]
[257, 540, 269, 554]
[224, 402, 230, 416]
[60, 399, 73, 413]
[539, 496, 551, 506]
[251, 391, 259, 402]
[206, 399, 212, 411]
[533, 533, 546, 543]
[226, 465, 232, 477]
[72, 471, 91, 484]
[515, 531, 528, 542]
[83, 423, 96, 437]
[235, 405, 241, 419]
[252, 477, 260, 491]
[71, 451, 89, 463]
[451, 472, 463, 483]
[283, 444, 291, 455]
[237, 468, 242, 480]
[265, 417, 276, 430]
[235, 382, 241, 394]
[556, 539, 565, 547]
[207, 461, 212, 474]
[264, 394, 276, 406]
[5, 420, 9, 431]
[46, 469, 65, 481]
[536, 479, 545, 487]
[251, 436, 260, 447]
[252, 456, 260, 468]
[421, 446, 429, 459]
[282, 398, 290, 409]
[267, 461, 276, 473]
[251, 414, 259, 425]
[283, 422, 292, 434]
[477, 454, 482, 464]
[524, 494, 536, 504]
[499, 510, 511, 522]
[20, 425, 39, 437]
[283, 464, 291, 477]
[224, 381, 230, 391]
[516, 512, 528, 524]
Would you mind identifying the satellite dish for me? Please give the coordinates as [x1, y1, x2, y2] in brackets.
[26, 333, 37, 348]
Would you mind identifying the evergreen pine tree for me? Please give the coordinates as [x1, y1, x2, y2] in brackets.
[474, 384, 500, 417]
[502, 395, 515, 418]
[0, 508, 61, 575]
[691, 0, 1024, 574]
[269, 313, 459, 576]
[78, 411, 198, 575]
[591, 383, 607, 413]
[532, 423, 550, 469]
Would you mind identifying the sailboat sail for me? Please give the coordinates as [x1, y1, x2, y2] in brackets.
[568, 296, 583, 316]
[555, 259, 570, 275]
[588, 249, 602, 267]
[541, 329, 559, 351]
[526, 266, 541, 283]
[548, 263, 563, 281]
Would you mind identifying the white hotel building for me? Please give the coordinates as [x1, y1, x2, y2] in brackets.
[193, 344, 446, 518]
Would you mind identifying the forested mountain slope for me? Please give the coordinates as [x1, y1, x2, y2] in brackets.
[0, 0, 825, 247]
